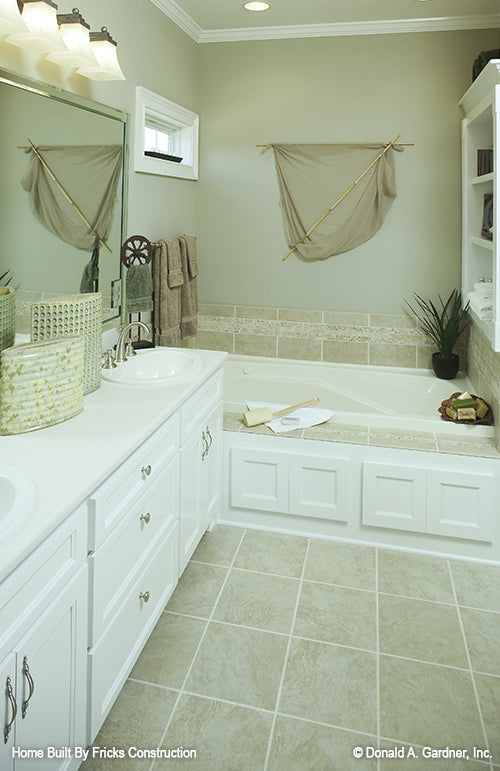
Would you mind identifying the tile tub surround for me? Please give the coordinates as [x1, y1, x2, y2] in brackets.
[468, 322, 500, 447]
[192, 303, 469, 371]
[82, 526, 500, 771]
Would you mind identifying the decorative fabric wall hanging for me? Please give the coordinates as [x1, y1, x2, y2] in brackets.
[20, 141, 123, 288]
[266, 138, 405, 262]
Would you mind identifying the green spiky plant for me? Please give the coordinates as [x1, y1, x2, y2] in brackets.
[406, 289, 470, 357]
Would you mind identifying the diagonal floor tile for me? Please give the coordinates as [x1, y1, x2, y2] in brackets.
[212, 568, 300, 633]
[379, 595, 468, 667]
[156, 694, 273, 770]
[379, 655, 484, 748]
[186, 621, 288, 710]
[191, 525, 245, 566]
[450, 560, 500, 612]
[474, 673, 500, 764]
[461, 608, 500, 676]
[129, 612, 206, 689]
[80, 681, 177, 771]
[166, 561, 227, 618]
[294, 581, 376, 650]
[378, 549, 454, 603]
[279, 638, 377, 734]
[234, 530, 308, 578]
[268, 714, 377, 770]
[304, 539, 376, 590]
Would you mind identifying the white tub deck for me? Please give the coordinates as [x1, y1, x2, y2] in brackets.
[223, 355, 495, 438]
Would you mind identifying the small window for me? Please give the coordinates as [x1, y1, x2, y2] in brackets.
[134, 87, 199, 179]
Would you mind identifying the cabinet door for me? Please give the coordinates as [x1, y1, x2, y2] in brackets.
[362, 461, 427, 532]
[14, 568, 88, 771]
[230, 447, 289, 513]
[427, 469, 495, 542]
[179, 428, 203, 574]
[200, 406, 222, 533]
[289, 454, 351, 521]
[1, 653, 16, 771]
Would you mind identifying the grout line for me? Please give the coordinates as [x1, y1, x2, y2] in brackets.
[262, 538, 311, 771]
[447, 559, 494, 771]
[149, 528, 248, 771]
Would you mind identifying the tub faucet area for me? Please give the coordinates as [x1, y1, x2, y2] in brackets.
[115, 321, 152, 363]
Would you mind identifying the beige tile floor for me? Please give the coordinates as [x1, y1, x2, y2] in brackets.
[83, 526, 500, 771]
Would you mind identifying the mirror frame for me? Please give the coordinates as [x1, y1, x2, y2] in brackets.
[0, 66, 128, 326]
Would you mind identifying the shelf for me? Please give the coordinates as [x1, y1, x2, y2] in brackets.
[472, 173, 494, 185]
[471, 236, 494, 251]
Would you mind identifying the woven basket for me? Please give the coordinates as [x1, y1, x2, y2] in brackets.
[0, 287, 15, 357]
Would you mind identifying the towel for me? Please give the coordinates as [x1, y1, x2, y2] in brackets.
[179, 235, 198, 338]
[245, 400, 333, 434]
[79, 260, 98, 293]
[468, 286, 494, 320]
[153, 239, 183, 346]
[126, 264, 153, 314]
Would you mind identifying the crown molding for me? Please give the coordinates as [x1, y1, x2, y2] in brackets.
[149, 0, 203, 42]
[148, 3, 500, 45]
[198, 15, 500, 44]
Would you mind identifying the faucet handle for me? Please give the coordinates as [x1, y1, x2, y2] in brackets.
[125, 340, 137, 357]
[102, 349, 117, 369]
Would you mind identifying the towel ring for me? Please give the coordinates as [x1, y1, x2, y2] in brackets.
[121, 235, 154, 267]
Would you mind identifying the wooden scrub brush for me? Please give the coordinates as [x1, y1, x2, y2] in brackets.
[243, 397, 320, 427]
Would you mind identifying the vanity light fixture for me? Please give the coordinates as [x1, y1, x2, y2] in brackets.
[8, 0, 66, 53]
[0, 0, 27, 37]
[243, 1, 270, 11]
[47, 7, 96, 67]
[77, 26, 125, 81]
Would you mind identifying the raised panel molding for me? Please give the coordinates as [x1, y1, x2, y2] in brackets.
[289, 455, 350, 521]
[362, 462, 427, 533]
[231, 448, 288, 513]
[427, 470, 494, 542]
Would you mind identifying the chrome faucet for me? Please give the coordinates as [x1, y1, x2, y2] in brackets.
[115, 321, 151, 363]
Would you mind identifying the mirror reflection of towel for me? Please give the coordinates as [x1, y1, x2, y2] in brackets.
[80, 260, 99, 293]
[126, 264, 153, 313]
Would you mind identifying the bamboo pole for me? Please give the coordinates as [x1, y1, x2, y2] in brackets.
[25, 138, 112, 253]
[256, 142, 414, 147]
[281, 134, 402, 261]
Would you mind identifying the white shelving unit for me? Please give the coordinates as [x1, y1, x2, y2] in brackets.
[460, 61, 500, 351]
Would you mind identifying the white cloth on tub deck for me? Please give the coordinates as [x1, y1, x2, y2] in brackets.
[245, 400, 333, 433]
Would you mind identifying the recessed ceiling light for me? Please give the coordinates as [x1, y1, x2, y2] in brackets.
[244, 1, 270, 11]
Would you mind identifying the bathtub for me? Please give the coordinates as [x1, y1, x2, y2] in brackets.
[223, 354, 495, 437]
[221, 355, 500, 563]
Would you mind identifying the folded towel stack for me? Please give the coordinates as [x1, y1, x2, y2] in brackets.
[467, 280, 493, 320]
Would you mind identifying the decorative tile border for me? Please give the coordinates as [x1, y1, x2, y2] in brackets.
[193, 303, 468, 371]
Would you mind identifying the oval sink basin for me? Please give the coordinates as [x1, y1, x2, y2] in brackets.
[0, 463, 35, 532]
[102, 348, 203, 385]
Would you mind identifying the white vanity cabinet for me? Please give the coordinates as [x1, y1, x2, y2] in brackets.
[179, 370, 223, 574]
[0, 506, 88, 771]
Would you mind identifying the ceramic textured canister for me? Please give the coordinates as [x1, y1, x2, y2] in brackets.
[0, 286, 16, 357]
[0, 336, 84, 435]
[31, 293, 102, 394]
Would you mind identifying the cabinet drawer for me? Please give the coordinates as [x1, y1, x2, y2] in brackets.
[89, 456, 179, 644]
[88, 520, 178, 742]
[89, 413, 180, 549]
[0, 505, 87, 659]
[180, 369, 223, 444]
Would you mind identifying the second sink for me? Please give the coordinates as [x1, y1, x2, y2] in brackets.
[102, 347, 203, 385]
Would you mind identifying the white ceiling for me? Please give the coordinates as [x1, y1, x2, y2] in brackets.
[150, 0, 500, 43]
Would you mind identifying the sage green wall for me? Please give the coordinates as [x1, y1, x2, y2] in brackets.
[0, 0, 199, 253]
[196, 30, 499, 314]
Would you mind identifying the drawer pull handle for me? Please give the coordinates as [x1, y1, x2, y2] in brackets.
[4, 676, 17, 744]
[206, 426, 213, 449]
[21, 657, 35, 719]
[201, 430, 208, 461]
[140, 512, 151, 524]
[141, 464, 152, 477]
[139, 591, 150, 603]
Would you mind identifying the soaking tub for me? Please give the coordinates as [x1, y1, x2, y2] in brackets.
[221, 355, 500, 562]
[223, 354, 495, 437]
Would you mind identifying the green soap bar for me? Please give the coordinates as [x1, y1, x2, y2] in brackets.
[452, 397, 476, 410]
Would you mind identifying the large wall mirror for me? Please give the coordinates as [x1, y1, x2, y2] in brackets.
[0, 68, 127, 325]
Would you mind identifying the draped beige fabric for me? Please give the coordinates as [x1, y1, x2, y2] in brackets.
[21, 144, 123, 251]
[270, 143, 402, 261]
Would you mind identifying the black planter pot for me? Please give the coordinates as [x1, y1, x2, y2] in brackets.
[432, 352, 459, 380]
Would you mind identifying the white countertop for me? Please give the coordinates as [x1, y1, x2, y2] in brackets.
[0, 348, 227, 584]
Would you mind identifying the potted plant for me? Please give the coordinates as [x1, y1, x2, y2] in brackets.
[0, 270, 16, 355]
[406, 289, 470, 379]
